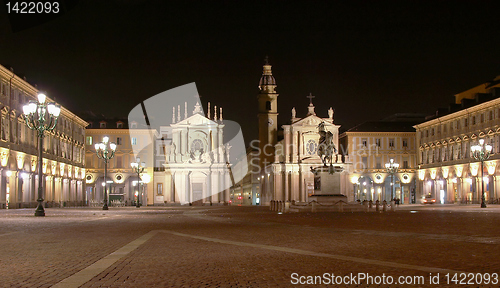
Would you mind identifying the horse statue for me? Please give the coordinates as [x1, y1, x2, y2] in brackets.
[317, 122, 337, 166]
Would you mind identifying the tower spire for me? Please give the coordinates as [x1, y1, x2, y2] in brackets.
[258, 57, 276, 93]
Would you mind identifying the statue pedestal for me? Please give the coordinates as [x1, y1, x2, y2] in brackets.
[309, 166, 347, 203]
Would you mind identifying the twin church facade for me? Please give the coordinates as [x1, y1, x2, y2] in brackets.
[3, 61, 500, 208]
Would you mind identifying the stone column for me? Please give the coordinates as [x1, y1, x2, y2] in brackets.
[284, 170, 289, 201]
[284, 127, 291, 163]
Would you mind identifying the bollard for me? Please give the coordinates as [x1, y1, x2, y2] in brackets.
[279, 201, 283, 212]
[284, 201, 290, 213]
[338, 201, 344, 212]
[364, 201, 369, 212]
[369, 200, 373, 209]
[271, 200, 275, 211]
[311, 201, 317, 213]
[382, 200, 387, 212]
[375, 200, 380, 212]
[390, 200, 395, 212]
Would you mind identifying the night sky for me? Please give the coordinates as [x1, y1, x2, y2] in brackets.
[1, 0, 500, 142]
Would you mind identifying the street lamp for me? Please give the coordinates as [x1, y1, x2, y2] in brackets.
[471, 139, 492, 208]
[131, 157, 145, 208]
[22, 93, 61, 217]
[385, 158, 399, 202]
[94, 136, 116, 210]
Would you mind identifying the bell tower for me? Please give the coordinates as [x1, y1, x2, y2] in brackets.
[258, 57, 278, 168]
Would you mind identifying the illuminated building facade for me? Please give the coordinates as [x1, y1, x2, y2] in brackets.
[84, 119, 155, 206]
[0, 64, 87, 209]
[255, 61, 350, 204]
[415, 77, 500, 204]
[340, 115, 422, 203]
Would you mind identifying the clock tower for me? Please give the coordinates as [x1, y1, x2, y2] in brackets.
[258, 57, 278, 168]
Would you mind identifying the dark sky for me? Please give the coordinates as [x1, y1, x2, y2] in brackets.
[1, 0, 500, 142]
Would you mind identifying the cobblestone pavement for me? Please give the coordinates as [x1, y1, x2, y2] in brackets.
[1, 205, 500, 287]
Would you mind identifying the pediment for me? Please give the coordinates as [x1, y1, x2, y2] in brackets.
[293, 115, 332, 128]
[172, 113, 216, 127]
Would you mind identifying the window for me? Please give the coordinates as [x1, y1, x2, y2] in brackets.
[376, 157, 381, 169]
[375, 139, 381, 147]
[116, 137, 122, 145]
[426, 130, 429, 137]
[464, 118, 468, 127]
[490, 111, 493, 121]
[266, 101, 271, 111]
[306, 139, 317, 155]
[130, 122, 138, 129]
[131, 137, 137, 145]
[472, 116, 476, 125]
[443, 124, 447, 133]
[389, 139, 395, 148]
[403, 160, 409, 169]
[191, 139, 203, 153]
[115, 155, 122, 168]
[86, 136, 93, 145]
[157, 183, 163, 195]
[402, 139, 408, 147]
[85, 155, 92, 166]
[362, 157, 368, 169]
[481, 114, 484, 123]
[431, 128, 434, 136]
[456, 120, 460, 129]
[100, 122, 106, 128]
[117, 122, 123, 128]
[362, 138, 367, 147]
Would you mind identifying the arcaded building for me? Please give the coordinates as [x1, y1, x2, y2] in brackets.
[415, 77, 500, 204]
[0, 64, 87, 208]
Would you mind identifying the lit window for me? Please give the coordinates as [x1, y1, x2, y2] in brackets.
[131, 137, 137, 145]
[116, 137, 122, 145]
[362, 139, 367, 147]
[86, 136, 93, 145]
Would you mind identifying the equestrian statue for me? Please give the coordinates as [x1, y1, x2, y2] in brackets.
[317, 122, 337, 166]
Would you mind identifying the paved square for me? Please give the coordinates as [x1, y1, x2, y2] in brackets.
[1, 205, 499, 287]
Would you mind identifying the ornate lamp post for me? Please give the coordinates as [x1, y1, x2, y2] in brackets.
[131, 158, 145, 208]
[22, 93, 61, 217]
[471, 139, 492, 208]
[385, 158, 399, 202]
[94, 136, 116, 210]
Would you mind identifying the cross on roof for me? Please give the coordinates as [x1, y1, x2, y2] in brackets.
[264, 55, 269, 65]
[307, 93, 315, 105]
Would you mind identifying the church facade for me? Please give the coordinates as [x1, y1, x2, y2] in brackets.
[86, 101, 232, 206]
[158, 102, 231, 205]
[255, 61, 352, 205]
